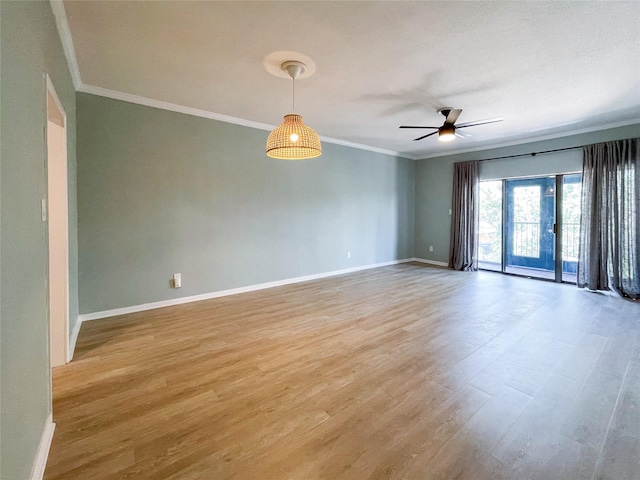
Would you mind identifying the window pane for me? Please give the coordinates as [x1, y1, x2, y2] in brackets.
[562, 174, 581, 282]
[478, 181, 502, 271]
[512, 186, 540, 258]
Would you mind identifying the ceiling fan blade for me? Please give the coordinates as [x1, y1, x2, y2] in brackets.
[399, 125, 439, 129]
[455, 130, 472, 138]
[413, 131, 438, 141]
[446, 108, 462, 124]
[456, 117, 504, 129]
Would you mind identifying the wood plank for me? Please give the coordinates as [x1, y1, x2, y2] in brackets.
[560, 370, 624, 451]
[492, 373, 588, 474]
[594, 428, 640, 480]
[555, 332, 608, 383]
[424, 385, 531, 479]
[611, 359, 640, 440]
[44, 264, 640, 479]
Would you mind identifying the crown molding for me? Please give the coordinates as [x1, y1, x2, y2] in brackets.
[49, 0, 413, 160]
[318, 136, 415, 159]
[52, 0, 636, 163]
[79, 84, 278, 131]
[416, 118, 640, 160]
[49, 0, 82, 89]
[77, 85, 414, 159]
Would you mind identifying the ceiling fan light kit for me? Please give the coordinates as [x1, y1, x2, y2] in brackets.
[400, 108, 503, 143]
[266, 60, 322, 160]
[438, 124, 456, 142]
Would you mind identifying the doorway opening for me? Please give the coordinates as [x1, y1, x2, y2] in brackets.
[46, 76, 69, 367]
[478, 173, 582, 283]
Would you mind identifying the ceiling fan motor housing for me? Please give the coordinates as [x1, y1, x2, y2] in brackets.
[440, 124, 456, 135]
[399, 107, 502, 142]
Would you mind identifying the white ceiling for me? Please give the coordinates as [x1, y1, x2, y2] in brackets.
[60, 1, 640, 159]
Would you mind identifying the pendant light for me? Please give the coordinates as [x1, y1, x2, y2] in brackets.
[266, 61, 322, 160]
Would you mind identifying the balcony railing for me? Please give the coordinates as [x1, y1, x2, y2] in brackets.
[512, 221, 580, 260]
[562, 222, 580, 261]
[480, 221, 581, 264]
[513, 221, 540, 257]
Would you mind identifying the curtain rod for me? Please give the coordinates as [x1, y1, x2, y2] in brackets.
[478, 145, 584, 162]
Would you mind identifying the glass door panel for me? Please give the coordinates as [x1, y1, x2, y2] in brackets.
[478, 180, 502, 272]
[562, 174, 582, 282]
[505, 177, 556, 279]
[478, 174, 581, 283]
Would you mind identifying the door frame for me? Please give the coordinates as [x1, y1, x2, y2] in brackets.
[45, 74, 70, 367]
[480, 173, 581, 283]
[504, 177, 556, 271]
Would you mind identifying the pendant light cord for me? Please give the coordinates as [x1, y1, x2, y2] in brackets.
[292, 76, 296, 113]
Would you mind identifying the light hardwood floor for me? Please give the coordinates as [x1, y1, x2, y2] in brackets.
[45, 264, 640, 479]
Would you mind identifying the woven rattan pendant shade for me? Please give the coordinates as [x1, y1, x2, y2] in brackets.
[266, 114, 322, 160]
[266, 60, 322, 160]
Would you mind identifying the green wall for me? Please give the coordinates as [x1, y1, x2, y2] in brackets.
[2, 5, 637, 476]
[414, 124, 640, 264]
[0, 1, 78, 478]
[77, 93, 415, 314]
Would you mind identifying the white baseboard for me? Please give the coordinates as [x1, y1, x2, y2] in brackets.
[30, 414, 55, 480]
[67, 317, 82, 362]
[412, 257, 449, 267]
[79, 258, 415, 322]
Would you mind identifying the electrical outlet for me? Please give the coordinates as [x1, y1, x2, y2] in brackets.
[429, 246, 434, 252]
[173, 273, 182, 288]
[449, 209, 452, 216]
[346, 251, 351, 259]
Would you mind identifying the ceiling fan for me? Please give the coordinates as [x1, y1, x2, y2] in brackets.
[400, 108, 503, 142]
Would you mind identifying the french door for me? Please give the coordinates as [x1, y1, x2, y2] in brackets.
[478, 174, 581, 282]
[505, 177, 556, 273]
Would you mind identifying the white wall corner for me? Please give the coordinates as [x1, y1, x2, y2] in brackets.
[30, 415, 55, 480]
[412, 257, 449, 267]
